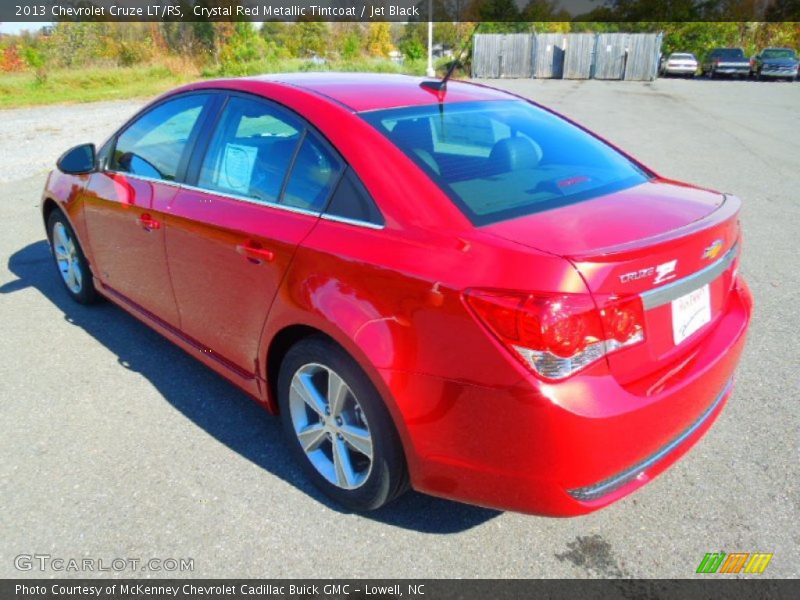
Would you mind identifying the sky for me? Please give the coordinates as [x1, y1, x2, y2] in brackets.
[0, 22, 49, 35]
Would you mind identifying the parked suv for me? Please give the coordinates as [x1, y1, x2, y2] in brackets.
[701, 48, 750, 79]
[750, 48, 799, 81]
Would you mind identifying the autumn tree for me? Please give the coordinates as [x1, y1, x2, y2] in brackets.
[366, 23, 394, 58]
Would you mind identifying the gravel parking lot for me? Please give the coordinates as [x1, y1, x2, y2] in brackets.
[0, 78, 798, 578]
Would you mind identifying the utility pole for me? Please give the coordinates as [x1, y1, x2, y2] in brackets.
[427, 0, 435, 77]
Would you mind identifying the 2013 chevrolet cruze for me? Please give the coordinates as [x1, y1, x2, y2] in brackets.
[42, 74, 752, 515]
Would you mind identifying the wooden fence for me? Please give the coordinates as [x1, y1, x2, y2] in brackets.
[472, 32, 663, 81]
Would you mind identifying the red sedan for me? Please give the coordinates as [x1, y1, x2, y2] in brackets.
[42, 74, 752, 515]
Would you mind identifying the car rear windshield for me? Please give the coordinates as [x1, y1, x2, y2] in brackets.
[762, 49, 797, 59]
[714, 49, 745, 59]
[670, 53, 695, 59]
[360, 100, 650, 225]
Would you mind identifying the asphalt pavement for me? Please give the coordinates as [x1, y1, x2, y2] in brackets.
[0, 77, 798, 578]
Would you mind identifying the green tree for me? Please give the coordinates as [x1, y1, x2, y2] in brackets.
[341, 33, 363, 60]
[285, 22, 328, 58]
[219, 22, 266, 74]
[260, 21, 288, 47]
[400, 36, 426, 61]
[21, 45, 46, 83]
[330, 23, 364, 60]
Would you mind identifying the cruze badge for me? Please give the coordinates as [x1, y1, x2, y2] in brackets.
[619, 260, 677, 285]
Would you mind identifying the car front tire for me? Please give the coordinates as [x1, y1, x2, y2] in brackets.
[278, 336, 408, 511]
[47, 210, 98, 305]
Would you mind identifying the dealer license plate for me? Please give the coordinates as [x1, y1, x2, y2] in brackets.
[671, 284, 711, 345]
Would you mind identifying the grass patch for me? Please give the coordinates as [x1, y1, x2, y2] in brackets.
[0, 57, 451, 109]
[0, 64, 198, 109]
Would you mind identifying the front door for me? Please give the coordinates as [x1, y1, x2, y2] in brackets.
[83, 93, 213, 327]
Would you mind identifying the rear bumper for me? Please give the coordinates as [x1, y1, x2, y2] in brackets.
[713, 67, 750, 74]
[567, 377, 731, 502]
[760, 68, 798, 77]
[663, 66, 697, 75]
[389, 278, 752, 516]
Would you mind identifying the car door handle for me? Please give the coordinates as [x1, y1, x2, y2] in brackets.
[236, 242, 274, 263]
[138, 213, 161, 231]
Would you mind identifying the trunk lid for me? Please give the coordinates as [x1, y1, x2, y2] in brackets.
[483, 179, 741, 383]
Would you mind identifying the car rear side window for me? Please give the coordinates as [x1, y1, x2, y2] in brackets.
[715, 49, 745, 59]
[281, 132, 343, 212]
[361, 100, 649, 226]
[111, 94, 209, 182]
[325, 168, 384, 226]
[198, 96, 302, 205]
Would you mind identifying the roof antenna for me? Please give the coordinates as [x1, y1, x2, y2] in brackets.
[420, 23, 481, 100]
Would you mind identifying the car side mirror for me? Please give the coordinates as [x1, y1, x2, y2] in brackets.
[57, 143, 96, 175]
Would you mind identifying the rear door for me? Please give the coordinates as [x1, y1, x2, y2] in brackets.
[160, 93, 344, 374]
[82, 93, 214, 326]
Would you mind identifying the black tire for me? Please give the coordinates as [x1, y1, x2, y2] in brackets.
[47, 210, 98, 304]
[277, 335, 408, 511]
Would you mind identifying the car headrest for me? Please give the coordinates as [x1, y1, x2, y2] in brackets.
[390, 119, 433, 152]
[488, 136, 541, 173]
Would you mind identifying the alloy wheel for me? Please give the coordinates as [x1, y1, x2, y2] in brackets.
[288, 363, 373, 490]
[52, 221, 83, 294]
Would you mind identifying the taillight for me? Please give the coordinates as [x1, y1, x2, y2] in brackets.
[465, 290, 645, 380]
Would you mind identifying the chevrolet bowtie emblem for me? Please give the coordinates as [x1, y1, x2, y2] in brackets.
[703, 240, 723, 260]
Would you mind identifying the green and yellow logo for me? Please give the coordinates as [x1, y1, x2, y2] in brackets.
[696, 552, 773, 574]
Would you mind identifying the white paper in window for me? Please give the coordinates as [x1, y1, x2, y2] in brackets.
[218, 143, 257, 194]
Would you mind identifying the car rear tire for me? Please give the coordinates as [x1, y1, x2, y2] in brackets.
[278, 336, 408, 511]
[47, 210, 98, 305]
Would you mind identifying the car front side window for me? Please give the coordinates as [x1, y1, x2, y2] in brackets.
[111, 94, 209, 182]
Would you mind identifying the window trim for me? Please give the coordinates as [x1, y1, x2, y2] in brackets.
[320, 212, 385, 230]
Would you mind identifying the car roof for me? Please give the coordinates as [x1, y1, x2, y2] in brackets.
[241, 72, 512, 112]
